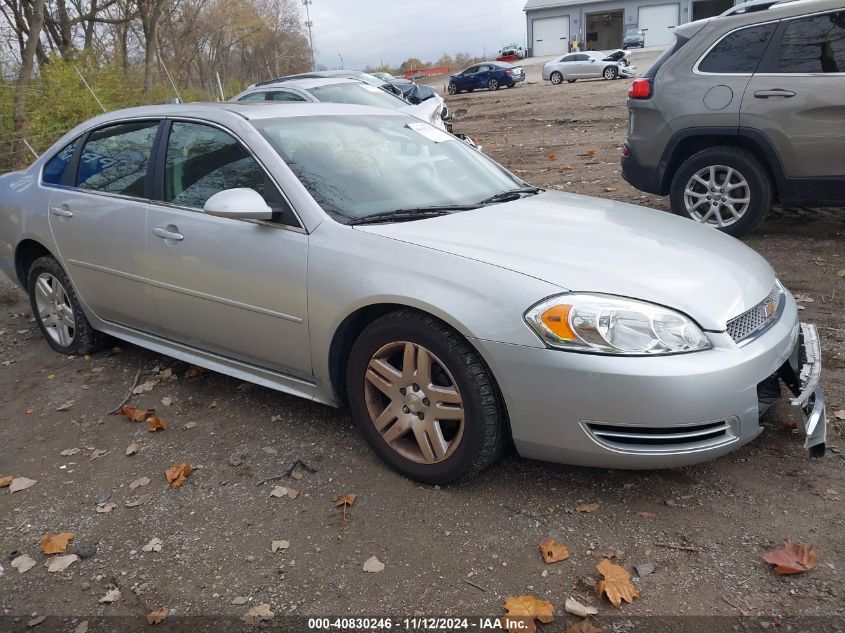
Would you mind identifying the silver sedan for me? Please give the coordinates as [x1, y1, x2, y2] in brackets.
[0, 103, 826, 483]
[543, 50, 637, 84]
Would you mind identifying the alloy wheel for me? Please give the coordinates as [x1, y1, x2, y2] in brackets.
[683, 165, 751, 228]
[34, 272, 75, 347]
[488, 78, 498, 90]
[363, 341, 464, 465]
[551, 72, 563, 85]
[604, 67, 617, 80]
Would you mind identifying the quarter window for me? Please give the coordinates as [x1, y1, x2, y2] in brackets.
[698, 23, 777, 73]
[238, 92, 268, 102]
[42, 140, 77, 186]
[268, 91, 307, 102]
[76, 121, 159, 196]
[777, 11, 845, 73]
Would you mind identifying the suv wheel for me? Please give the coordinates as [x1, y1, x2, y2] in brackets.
[670, 146, 772, 238]
[346, 310, 507, 484]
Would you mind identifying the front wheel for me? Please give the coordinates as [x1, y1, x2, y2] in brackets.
[346, 310, 507, 484]
[487, 78, 499, 91]
[447, 82, 458, 95]
[28, 255, 107, 355]
[603, 66, 618, 80]
[550, 71, 563, 85]
[669, 146, 772, 238]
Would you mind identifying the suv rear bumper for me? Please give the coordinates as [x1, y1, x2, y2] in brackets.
[621, 142, 664, 195]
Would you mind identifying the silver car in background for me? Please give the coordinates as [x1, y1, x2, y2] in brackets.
[543, 50, 637, 84]
[0, 103, 826, 484]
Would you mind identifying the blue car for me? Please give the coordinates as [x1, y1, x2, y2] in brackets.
[447, 62, 525, 94]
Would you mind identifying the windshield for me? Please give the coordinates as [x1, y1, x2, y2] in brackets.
[253, 114, 526, 222]
[307, 83, 403, 109]
[626, 29, 643, 37]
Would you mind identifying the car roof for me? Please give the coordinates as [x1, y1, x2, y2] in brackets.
[248, 77, 365, 91]
[714, 0, 838, 22]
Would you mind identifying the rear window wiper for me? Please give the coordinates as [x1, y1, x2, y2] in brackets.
[347, 204, 479, 226]
[479, 186, 541, 205]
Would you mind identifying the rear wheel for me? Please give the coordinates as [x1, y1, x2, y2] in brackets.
[670, 146, 772, 238]
[27, 255, 107, 355]
[603, 66, 618, 80]
[550, 71, 563, 85]
[346, 310, 507, 484]
[487, 78, 499, 91]
[447, 82, 458, 95]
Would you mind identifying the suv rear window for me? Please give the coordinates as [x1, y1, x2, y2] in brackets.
[698, 23, 777, 73]
[776, 10, 845, 73]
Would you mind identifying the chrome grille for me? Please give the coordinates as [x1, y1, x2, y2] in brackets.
[583, 418, 738, 453]
[726, 286, 782, 344]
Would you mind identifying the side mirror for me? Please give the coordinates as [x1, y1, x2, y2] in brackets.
[203, 188, 273, 220]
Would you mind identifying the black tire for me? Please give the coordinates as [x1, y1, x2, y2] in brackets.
[346, 310, 507, 484]
[487, 78, 499, 91]
[27, 255, 107, 355]
[603, 66, 618, 80]
[550, 71, 563, 85]
[467, 88, 474, 92]
[669, 146, 773, 238]
[567, 79, 576, 83]
[447, 82, 458, 95]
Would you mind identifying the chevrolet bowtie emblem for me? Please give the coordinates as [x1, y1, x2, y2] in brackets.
[765, 300, 776, 318]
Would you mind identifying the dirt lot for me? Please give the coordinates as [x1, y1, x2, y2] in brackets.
[1, 50, 844, 632]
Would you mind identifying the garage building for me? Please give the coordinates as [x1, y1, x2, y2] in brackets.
[524, 0, 739, 55]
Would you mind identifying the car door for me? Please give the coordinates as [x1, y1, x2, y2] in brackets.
[459, 66, 478, 90]
[47, 119, 163, 332]
[475, 64, 492, 88]
[580, 54, 601, 77]
[741, 10, 845, 179]
[143, 119, 311, 378]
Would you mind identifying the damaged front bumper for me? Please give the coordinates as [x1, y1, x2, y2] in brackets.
[787, 323, 827, 456]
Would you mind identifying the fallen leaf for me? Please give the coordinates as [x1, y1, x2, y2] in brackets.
[363, 555, 385, 573]
[161, 396, 173, 407]
[27, 615, 46, 627]
[98, 587, 121, 603]
[26, 406, 34, 414]
[286, 486, 299, 499]
[596, 559, 639, 607]
[60, 448, 81, 456]
[548, 154, 557, 161]
[566, 620, 600, 633]
[271, 540, 290, 552]
[763, 539, 818, 575]
[540, 538, 570, 563]
[46, 554, 78, 572]
[11, 554, 36, 574]
[132, 379, 159, 394]
[130, 476, 150, 489]
[513, 169, 529, 175]
[42, 531, 75, 554]
[125, 442, 139, 456]
[147, 416, 168, 432]
[562, 165, 574, 171]
[586, 149, 597, 157]
[184, 365, 207, 378]
[604, 187, 617, 192]
[90, 448, 107, 460]
[165, 463, 192, 487]
[120, 405, 155, 422]
[564, 597, 598, 618]
[74, 621, 88, 633]
[634, 562, 655, 577]
[208, 400, 218, 409]
[125, 494, 151, 508]
[270, 486, 286, 498]
[0, 475, 13, 487]
[333, 494, 357, 507]
[9, 477, 37, 492]
[837, 269, 845, 277]
[96, 501, 116, 513]
[576, 502, 600, 513]
[502, 595, 554, 633]
[142, 537, 163, 553]
[242, 603, 274, 624]
[183, 421, 197, 430]
[147, 608, 170, 625]
[833, 409, 845, 421]
[56, 400, 74, 411]
[290, 463, 305, 480]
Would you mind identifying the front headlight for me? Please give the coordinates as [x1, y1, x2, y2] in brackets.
[524, 294, 711, 355]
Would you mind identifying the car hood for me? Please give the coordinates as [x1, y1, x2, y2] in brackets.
[402, 97, 446, 131]
[354, 191, 776, 330]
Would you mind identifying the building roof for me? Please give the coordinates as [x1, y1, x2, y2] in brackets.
[523, 0, 585, 11]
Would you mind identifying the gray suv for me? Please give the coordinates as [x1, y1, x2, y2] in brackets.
[621, 0, 845, 237]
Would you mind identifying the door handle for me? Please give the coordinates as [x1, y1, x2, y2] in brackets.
[152, 226, 184, 241]
[50, 206, 74, 218]
[754, 89, 796, 98]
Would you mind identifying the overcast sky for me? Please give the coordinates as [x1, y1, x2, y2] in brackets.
[306, 0, 528, 71]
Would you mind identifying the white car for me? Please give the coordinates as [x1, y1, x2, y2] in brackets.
[543, 50, 637, 84]
[232, 77, 448, 132]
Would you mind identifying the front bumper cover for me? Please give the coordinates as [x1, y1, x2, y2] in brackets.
[786, 323, 826, 456]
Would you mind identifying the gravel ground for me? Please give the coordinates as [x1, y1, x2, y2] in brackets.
[1, 50, 844, 632]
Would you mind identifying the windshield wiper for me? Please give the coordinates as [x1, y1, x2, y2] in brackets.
[347, 205, 479, 226]
[479, 186, 541, 205]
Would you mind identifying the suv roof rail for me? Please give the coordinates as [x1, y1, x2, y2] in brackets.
[720, 0, 801, 15]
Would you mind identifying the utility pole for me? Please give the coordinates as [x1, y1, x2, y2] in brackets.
[303, 0, 315, 71]
[338, 53, 344, 69]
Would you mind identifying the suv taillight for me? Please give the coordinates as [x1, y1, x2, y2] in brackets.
[628, 79, 652, 99]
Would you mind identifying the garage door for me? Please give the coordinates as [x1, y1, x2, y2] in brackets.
[532, 16, 570, 56]
[638, 4, 679, 48]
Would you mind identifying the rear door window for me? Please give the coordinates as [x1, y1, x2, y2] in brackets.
[76, 121, 160, 197]
[238, 92, 269, 102]
[268, 91, 307, 102]
[776, 10, 845, 73]
[698, 23, 777, 73]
